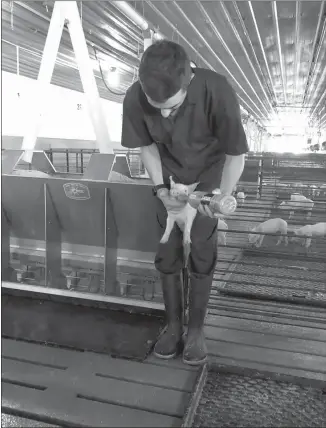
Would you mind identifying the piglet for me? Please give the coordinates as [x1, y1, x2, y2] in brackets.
[291, 222, 326, 248]
[248, 218, 288, 248]
[279, 198, 314, 220]
[160, 176, 199, 267]
[290, 193, 307, 202]
[237, 192, 245, 207]
[217, 218, 228, 246]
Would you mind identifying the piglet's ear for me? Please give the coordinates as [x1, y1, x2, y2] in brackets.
[188, 182, 200, 193]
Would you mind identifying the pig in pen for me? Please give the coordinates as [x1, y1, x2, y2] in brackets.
[211, 153, 326, 308]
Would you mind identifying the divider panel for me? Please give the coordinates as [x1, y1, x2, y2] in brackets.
[44, 183, 65, 288]
[83, 153, 115, 181]
[1, 150, 23, 174]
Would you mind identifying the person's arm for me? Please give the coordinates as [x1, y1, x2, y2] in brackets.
[140, 144, 164, 186]
[214, 76, 249, 195]
[121, 88, 163, 185]
[220, 154, 245, 195]
[121, 89, 184, 210]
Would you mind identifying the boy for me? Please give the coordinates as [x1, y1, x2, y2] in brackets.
[121, 40, 248, 365]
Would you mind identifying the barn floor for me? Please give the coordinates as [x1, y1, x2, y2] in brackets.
[2, 295, 326, 427]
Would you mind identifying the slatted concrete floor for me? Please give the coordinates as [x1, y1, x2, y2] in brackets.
[2, 296, 326, 427]
[206, 295, 326, 384]
[1, 338, 200, 427]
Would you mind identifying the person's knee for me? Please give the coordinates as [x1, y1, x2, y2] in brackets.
[155, 243, 184, 274]
[189, 215, 218, 276]
[155, 206, 183, 274]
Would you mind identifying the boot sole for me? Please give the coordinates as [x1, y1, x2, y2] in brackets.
[182, 355, 208, 366]
[153, 339, 184, 360]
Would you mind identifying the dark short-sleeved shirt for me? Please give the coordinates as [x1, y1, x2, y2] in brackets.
[121, 68, 249, 191]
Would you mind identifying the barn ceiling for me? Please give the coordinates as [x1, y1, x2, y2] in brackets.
[1, 1, 326, 131]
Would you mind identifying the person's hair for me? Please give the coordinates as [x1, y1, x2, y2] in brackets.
[139, 40, 192, 103]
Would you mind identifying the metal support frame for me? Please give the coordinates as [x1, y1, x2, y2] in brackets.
[20, 1, 112, 164]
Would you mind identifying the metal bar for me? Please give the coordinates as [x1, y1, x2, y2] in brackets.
[15, 1, 138, 73]
[232, 2, 276, 104]
[248, 1, 278, 104]
[62, 1, 113, 154]
[301, 1, 326, 107]
[196, 1, 271, 118]
[145, 0, 265, 124]
[104, 188, 118, 295]
[66, 149, 69, 173]
[219, 1, 275, 114]
[172, 1, 268, 121]
[310, 88, 326, 121]
[1, 282, 165, 311]
[1, 208, 17, 282]
[20, 2, 65, 163]
[44, 183, 66, 289]
[271, 1, 287, 105]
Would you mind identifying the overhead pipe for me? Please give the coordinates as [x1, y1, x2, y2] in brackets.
[309, 66, 326, 120]
[171, 1, 268, 121]
[144, 0, 265, 123]
[196, 1, 271, 118]
[293, 1, 301, 104]
[219, 1, 275, 114]
[15, 1, 137, 76]
[271, 1, 287, 105]
[232, 2, 276, 105]
[248, 1, 278, 104]
[306, 34, 326, 111]
[111, 0, 265, 124]
[301, 1, 326, 106]
[111, 0, 164, 41]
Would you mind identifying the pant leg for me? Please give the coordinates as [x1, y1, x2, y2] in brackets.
[155, 199, 184, 275]
[189, 213, 218, 279]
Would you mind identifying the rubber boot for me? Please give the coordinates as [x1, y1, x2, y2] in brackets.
[153, 273, 184, 359]
[183, 274, 212, 365]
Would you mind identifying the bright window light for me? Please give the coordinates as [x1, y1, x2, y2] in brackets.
[106, 67, 120, 88]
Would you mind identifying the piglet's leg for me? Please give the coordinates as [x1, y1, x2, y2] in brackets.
[160, 215, 176, 244]
[183, 206, 197, 267]
[305, 234, 312, 248]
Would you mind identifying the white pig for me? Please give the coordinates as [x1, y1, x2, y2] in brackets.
[237, 192, 245, 207]
[290, 194, 307, 202]
[160, 176, 199, 267]
[279, 198, 314, 219]
[291, 222, 326, 248]
[248, 218, 288, 248]
[217, 218, 228, 246]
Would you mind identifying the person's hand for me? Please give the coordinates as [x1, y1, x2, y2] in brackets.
[157, 188, 187, 213]
[197, 203, 225, 219]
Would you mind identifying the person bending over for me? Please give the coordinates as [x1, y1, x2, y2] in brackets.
[121, 40, 248, 365]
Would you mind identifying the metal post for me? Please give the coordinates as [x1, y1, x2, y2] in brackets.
[21, 2, 65, 163]
[62, 1, 112, 154]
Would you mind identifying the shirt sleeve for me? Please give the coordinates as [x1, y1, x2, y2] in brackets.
[121, 91, 153, 149]
[213, 76, 249, 156]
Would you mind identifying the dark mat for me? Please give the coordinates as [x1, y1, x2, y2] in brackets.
[193, 370, 326, 427]
[1, 295, 164, 361]
[216, 254, 326, 305]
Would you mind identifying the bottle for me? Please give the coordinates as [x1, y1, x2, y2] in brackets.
[187, 190, 237, 216]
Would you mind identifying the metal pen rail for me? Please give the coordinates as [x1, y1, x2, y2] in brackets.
[8, 149, 326, 307]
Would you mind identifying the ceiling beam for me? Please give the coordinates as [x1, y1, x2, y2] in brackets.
[171, 1, 268, 120]
[271, 1, 287, 105]
[247, 1, 278, 104]
[196, 1, 272, 118]
[301, 1, 326, 107]
[219, 1, 276, 114]
[293, 1, 301, 105]
[145, 0, 265, 124]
